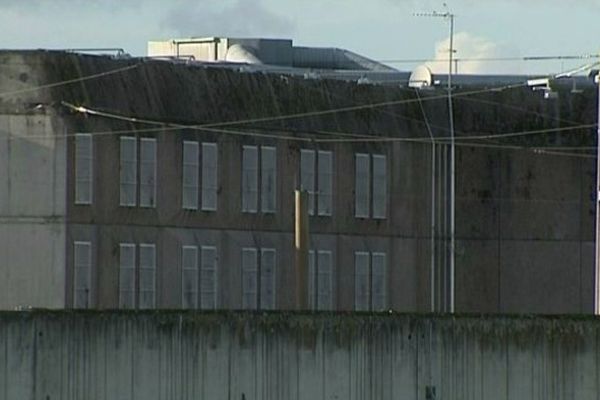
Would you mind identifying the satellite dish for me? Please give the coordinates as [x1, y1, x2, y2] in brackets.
[409, 65, 432, 88]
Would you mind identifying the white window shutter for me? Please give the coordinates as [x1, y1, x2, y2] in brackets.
[182, 141, 199, 210]
[119, 137, 137, 206]
[200, 246, 218, 310]
[139, 243, 156, 309]
[261, 146, 277, 213]
[75, 134, 93, 205]
[140, 138, 157, 208]
[355, 153, 370, 218]
[181, 246, 198, 309]
[119, 243, 136, 309]
[354, 252, 370, 311]
[308, 250, 316, 309]
[241, 248, 258, 309]
[73, 241, 92, 308]
[317, 151, 333, 216]
[260, 248, 276, 310]
[242, 146, 258, 213]
[371, 253, 386, 311]
[201, 143, 218, 211]
[372, 155, 387, 219]
[300, 150, 316, 215]
[317, 250, 333, 310]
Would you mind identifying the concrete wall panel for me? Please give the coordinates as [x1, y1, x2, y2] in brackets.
[1, 313, 599, 400]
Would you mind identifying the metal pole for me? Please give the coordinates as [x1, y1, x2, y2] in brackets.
[430, 142, 436, 312]
[595, 75, 600, 315]
[447, 13, 456, 314]
[295, 190, 309, 310]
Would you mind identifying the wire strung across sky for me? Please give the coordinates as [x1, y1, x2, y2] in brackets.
[51, 101, 596, 159]
[0, 63, 140, 98]
[0, 58, 595, 159]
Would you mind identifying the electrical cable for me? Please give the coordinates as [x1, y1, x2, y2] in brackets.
[0, 63, 141, 98]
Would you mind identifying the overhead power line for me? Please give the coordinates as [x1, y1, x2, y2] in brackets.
[55, 102, 596, 157]
[0, 63, 140, 98]
[379, 54, 600, 64]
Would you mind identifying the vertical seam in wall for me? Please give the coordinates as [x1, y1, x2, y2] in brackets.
[579, 155, 583, 312]
[498, 151, 502, 312]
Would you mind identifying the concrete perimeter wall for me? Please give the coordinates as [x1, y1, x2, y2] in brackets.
[1, 312, 599, 400]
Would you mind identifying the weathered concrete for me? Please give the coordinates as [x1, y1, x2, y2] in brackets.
[1, 312, 600, 400]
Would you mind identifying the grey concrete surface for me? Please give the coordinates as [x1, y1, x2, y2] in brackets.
[1, 312, 599, 400]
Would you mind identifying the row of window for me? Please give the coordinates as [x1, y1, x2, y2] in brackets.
[74, 135, 387, 219]
[72, 242, 387, 311]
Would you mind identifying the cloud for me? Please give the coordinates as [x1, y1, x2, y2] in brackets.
[425, 32, 520, 74]
[161, 0, 296, 38]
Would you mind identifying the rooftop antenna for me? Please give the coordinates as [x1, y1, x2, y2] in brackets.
[414, 3, 456, 314]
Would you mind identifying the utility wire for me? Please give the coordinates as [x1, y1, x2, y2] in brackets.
[57, 82, 529, 139]
[0, 63, 141, 98]
[378, 54, 600, 64]
[59, 101, 595, 144]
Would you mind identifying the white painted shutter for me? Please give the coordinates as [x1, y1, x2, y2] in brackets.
[140, 138, 157, 207]
[75, 134, 92, 205]
[371, 253, 386, 311]
[372, 155, 387, 219]
[317, 250, 333, 310]
[260, 248, 276, 310]
[181, 246, 198, 309]
[201, 143, 218, 211]
[300, 149, 316, 215]
[261, 146, 277, 213]
[308, 250, 316, 309]
[119, 137, 137, 206]
[182, 141, 199, 210]
[317, 151, 333, 216]
[354, 252, 370, 311]
[73, 241, 92, 308]
[242, 248, 258, 309]
[200, 246, 218, 309]
[119, 243, 136, 309]
[139, 243, 156, 309]
[355, 153, 370, 218]
[242, 146, 258, 212]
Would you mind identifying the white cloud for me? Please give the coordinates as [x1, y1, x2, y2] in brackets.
[425, 32, 521, 75]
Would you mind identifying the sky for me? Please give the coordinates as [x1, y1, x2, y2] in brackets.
[1, 0, 600, 75]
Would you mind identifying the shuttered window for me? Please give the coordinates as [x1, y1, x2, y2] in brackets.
[317, 151, 333, 216]
[242, 248, 258, 309]
[308, 249, 333, 310]
[371, 252, 386, 311]
[300, 149, 316, 215]
[355, 153, 370, 218]
[140, 138, 157, 208]
[242, 146, 258, 213]
[372, 155, 387, 219]
[73, 241, 92, 308]
[261, 146, 277, 213]
[317, 250, 333, 310]
[201, 143, 218, 211]
[119, 243, 136, 309]
[200, 246, 218, 309]
[354, 251, 370, 311]
[139, 244, 156, 309]
[119, 137, 137, 206]
[75, 134, 93, 205]
[260, 248, 276, 309]
[182, 246, 198, 309]
[182, 141, 199, 210]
